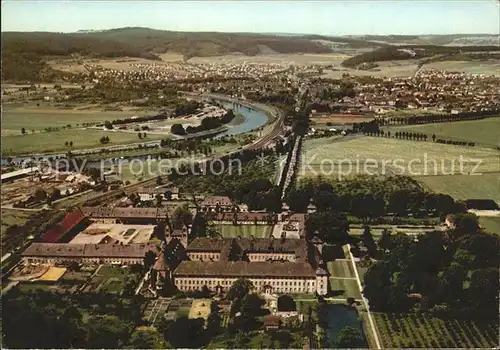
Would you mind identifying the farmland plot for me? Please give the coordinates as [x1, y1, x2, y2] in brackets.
[417, 172, 500, 201]
[374, 313, 498, 348]
[300, 136, 500, 179]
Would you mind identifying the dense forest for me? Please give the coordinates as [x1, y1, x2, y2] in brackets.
[364, 213, 499, 319]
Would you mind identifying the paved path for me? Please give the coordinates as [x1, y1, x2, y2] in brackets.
[135, 269, 150, 295]
[0, 206, 44, 212]
[346, 244, 382, 349]
[148, 297, 171, 325]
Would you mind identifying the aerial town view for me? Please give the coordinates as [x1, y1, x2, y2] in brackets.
[1, 0, 499, 348]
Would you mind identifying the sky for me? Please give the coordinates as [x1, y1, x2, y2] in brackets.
[2, 0, 499, 35]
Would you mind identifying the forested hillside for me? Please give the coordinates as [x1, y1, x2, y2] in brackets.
[341, 45, 500, 68]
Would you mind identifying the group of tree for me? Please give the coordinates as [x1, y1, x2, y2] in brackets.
[352, 120, 380, 134]
[2, 289, 146, 348]
[289, 176, 464, 221]
[318, 81, 356, 102]
[155, 278, 266, 348]
[64, 140, 74, 147]
[341, 45, 500, 68]
[315, 297, 364, 348]
[435, 138, 475, 147]
[363, 213, 499, 319]
[171, 204, 193, 229]
[171, 109, 236, 136]
[227, 279, 267, 333]
[306, 210, 350, 244]
[368, 130, 476, 146]
[137, 132, 147, 139]
[170, 151, 283, 212]
[378, 108, 500, 126]
[99, 136, 110, 144]
[102, 101, 201, 129]
[245, 90, 296, 106]
[393, 131, 428, 141]
[173, 100, 202, 117]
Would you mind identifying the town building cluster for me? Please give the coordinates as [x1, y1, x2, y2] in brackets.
[17, 192, 324, 295]
[170, 236, 328, 295]
[308, 69, 500, 116]
[84, 61, 298, 82]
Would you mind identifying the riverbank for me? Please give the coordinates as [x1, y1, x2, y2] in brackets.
[1, 95, 276, 163]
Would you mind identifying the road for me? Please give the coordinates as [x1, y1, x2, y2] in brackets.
[346, 244, 382, 349]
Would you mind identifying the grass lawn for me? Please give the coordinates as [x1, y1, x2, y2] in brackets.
[385, 117, 500, 148]
[479, 217, 500, 236]
[86, 265, 138, 294]
[374, 312, 498, 348]
[59, 271, 92, 285]
[327, 260, 356, 279]
[214, 224, 274, 238]
[416, 172, 500, 201]
[2, 129, 165, 156]
[2, 107, 152, 132]
[0, 209, 34, 236]
[300, 136, 500, 179]
[329, 278, 362, 299]
[208, 331, 306, 349]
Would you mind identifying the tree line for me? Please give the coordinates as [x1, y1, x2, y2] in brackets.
[342, 45, 500, 68]
[353, 120, 479, 146]
[364, 129, 477, 147]
[291, 176, 465, 220]
[379, 108, 500, 126]
[2, 289, 149, 349]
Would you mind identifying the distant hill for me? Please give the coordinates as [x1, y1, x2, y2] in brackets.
[341, 44, 500, 68]
[2, 28, 499, 82]
[2, 27, 391, 81]
[346, 34, 500, 46]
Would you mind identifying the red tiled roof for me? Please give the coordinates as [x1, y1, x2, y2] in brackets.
[41, 209, 86, 243]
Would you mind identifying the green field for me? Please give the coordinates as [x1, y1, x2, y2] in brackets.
[329, 278, 362, 299]
[386, 117, 500, 147]
[0, 209, 34, 236]
[2, 107, 152, 132]
[214, 224, 274, 238]
[301, 136, 500, 179]
[2, 129, 165, 156]
[417, 172, 500, 201]
[86, 265, 138, 294]
[327, 260, 356, 279]
[479, 217, 500, 236]
[374, 312, 498, 348]
[208, 330, 306, 349]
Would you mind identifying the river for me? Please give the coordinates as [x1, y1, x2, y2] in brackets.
[1, 98, 272, 165]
